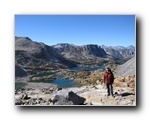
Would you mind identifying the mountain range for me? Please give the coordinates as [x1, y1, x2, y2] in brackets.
[101, 45, 135, 59]
[52, 43, 135, 64]
[52, 43, 109, 64]
[15, 37, 135, 75]
[15, 37, 77, 68]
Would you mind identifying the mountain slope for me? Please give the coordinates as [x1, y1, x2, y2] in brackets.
[53, 43, 109, 64]
[15, 37, 76, 68]
[53, 43, 135, 66]
[101, 45, 135, 59]
[114, 57, 135, 77]
[15, 65, 27, 77]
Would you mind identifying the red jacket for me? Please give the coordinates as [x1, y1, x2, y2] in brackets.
[104, 72, 114, 84]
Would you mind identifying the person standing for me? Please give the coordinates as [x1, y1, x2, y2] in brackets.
[104, 67, 114, 96]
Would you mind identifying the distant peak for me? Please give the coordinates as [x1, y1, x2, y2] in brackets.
[127, 45, 135, 48]
[86, 44, 98, 46]
[54, 43, 79, 47]
[25, 37, 31, 40]
[56, 43, 69, 45]
[15, 36, 32, 41]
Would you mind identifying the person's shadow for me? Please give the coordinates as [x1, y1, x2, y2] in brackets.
[121, 92, 135, 97]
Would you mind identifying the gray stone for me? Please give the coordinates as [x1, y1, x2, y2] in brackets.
[49, 87, 54, 91]
[58, 88, 62, 91]
[36, 100, 40, 104]
[53, 95, 73, 105]
[38, 97, 43, 100]
[54, 101, 73, 105]
[68, 91, 85, 105]
[114, 96, 122, 100]
[19, 93, 29, 100]
[50, 102, 53, 105]
[120, 100, 133, 105]
[53, 89, 86, 105]
[15, 98, 22, 105]
[39, 100, 46, 104]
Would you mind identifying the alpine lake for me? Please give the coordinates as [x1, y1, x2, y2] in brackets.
[15, 65, 105, 90]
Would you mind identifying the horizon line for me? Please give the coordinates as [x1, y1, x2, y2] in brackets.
[15, 36, 135, 47]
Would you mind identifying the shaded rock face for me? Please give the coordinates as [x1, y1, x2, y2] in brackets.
[15, 65, 27, 77]
[52, 91, 86, 105]
[15, 37, 76, 68]
[53, 43, 107, 62]
[68, 91, 86, 105]
[53, 95, 73, 105]
[53, 43, 135, 61]
[52, 89, 86, 105]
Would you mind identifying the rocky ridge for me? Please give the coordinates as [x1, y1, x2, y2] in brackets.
[53, 43, 135, 65]
[53, 43, 110, 66]
[15, 37, 78, 77]
[101, 45, 135, 59]
[15, 78, 135, 106]
[15, 37, 76, 67]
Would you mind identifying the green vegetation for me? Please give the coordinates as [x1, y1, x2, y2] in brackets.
[31, 72, 56, 78]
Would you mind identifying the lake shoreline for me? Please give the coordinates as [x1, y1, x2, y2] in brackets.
[15, 65, 105, 90]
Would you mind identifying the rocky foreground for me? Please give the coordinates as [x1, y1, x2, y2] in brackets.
[15, 37, 135, 106]
[15, 76, 135, 106]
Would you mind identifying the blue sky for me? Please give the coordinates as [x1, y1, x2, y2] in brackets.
[15, 15, 135, 46]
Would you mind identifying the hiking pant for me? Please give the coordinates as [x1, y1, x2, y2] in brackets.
[106, 83, 113, 95]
